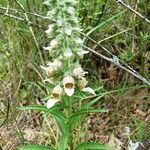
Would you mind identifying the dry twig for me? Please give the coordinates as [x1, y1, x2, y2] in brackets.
[114, 0, 150, 24]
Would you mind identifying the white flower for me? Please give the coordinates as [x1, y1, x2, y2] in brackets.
[77, 77, 88, 90]
[41, 65, 55, 76]
[43, 46, 53, 51]
[76, 38, 83, 44]
[46, 85, 63, 109]
[47, 98, 59, 109]
[77, 50, 89, 58]
[82, 87, 96, 95]
[67, 7, 75, 15]
[57, 18, 63, 26]
[41, 59, 62, 76]
[73, 66, 88, 79]
[52, 85, 63, 100]
[65, 0, 78, 5]
[50, 39, 58, 48]
[64, 49, 73, 58]
[63, 76, 75, 96]
[45, 24, 54, 34]
[53, 59, 63, 68]
[65, 26, 73, 35]
[43, 39, 58, 52]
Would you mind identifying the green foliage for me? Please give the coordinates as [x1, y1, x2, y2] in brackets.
[78, 0, 108, 30]
[17, 144, 55, 150]
[0, 0, 149, 149]
[133, 118, 149, 142]
[76, 142, 114, 150]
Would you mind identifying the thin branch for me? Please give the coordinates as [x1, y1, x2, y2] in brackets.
[0, 12, 24, 21]
[94, 28, 131, 44]
[0, 12, 46, 29]
[81, 44, 150, 86]
[0, 6, 50, 20]
[114, 0, 150, 24]
[80, 32, 150, 85]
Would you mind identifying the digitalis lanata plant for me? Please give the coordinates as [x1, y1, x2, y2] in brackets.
[17, 0, 111, 149]
[42, 0, 95, 109]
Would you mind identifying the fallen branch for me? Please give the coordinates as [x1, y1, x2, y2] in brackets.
[81, 43, 150, 86]
[114, 0, 150, 24]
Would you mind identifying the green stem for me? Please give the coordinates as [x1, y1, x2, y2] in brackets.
[68, 96, 73, 149]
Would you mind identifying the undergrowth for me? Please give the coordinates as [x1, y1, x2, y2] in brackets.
[0, 0, 149, 150]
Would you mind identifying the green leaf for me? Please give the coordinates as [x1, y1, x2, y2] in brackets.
[52, 114, 69, 150]
[19, 106, 48, 111]
[50, 111, 66, 122]
[76, 142, 114, 150]
[17, 144, 55, 150]
[82, 94, 106, 108]
[83, 10, 126, 42]
[71, 108, 108, 129]
[73, 108, 108, 117]
[19, 104, 64, 112]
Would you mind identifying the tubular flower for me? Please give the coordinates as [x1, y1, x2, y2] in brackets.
[52, 85, 63, 100]
[77, 77, 88, 90]
[47, 85, 63, 109]
[50, 39, 58, 48]
[63, 76, 75, 96]
[48, 59, 62, 69]
[44, 39, 58, 52]
[45, 24, 55, 34]
[73, 66, 88, 79]
[64, 49, 73, 58]
[41, 65, 55, 76]
[41, 59, 62, 76]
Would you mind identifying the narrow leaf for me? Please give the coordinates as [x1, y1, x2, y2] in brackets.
[76, 142, 115, 150]
[17, 144, 55, 150]
[71, 108, 108, 129]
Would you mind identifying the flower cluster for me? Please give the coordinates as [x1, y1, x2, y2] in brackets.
[42, 0, 95, 109]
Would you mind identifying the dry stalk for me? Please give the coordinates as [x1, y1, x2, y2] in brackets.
[114, 0, 150, 24]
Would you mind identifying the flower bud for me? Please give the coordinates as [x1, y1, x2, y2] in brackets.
[77, 77, 88, 90]
[73, 66, 88, 79]
[52, 85, 63, 99]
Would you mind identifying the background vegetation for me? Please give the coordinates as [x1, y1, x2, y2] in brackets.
[0, 0, 149, 149]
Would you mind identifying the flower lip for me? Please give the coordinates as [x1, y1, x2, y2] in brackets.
[47, 98, 59, 109]
[64, 88, 74, 97]
[63, 76, 75, 96]
[82, 87, 96, 95]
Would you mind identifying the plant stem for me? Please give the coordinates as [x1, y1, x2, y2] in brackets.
[67, 96, 73, 149]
